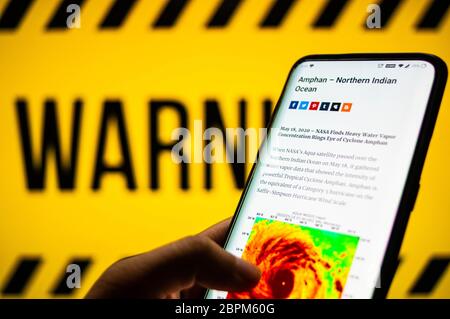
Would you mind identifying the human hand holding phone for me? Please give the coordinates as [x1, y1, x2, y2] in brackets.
[86, 218, 261, 298]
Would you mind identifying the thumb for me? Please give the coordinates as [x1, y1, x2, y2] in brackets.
[176, 235, 261, 292]
[86, 235, 260, 298]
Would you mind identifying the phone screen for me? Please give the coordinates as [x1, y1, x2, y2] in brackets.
[206, 58, 438, 299]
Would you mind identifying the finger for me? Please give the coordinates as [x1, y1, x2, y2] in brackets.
[187, 236, 260, 290]
[143, 235, 260, 296]
[89, 234, 260, 298]
[197, 217, 232, 245]
[181, 217, 234, 299]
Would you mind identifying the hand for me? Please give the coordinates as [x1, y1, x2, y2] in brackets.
[86, 218, 261, 298]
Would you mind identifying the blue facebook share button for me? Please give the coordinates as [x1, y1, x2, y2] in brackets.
[289, 101, 299, 109]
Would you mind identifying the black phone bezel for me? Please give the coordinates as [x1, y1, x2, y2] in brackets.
[205, 53, 448, 299]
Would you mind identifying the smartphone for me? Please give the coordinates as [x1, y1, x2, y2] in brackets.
[206, 54, 447, 299]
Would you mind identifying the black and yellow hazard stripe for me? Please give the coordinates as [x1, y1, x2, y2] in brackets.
[1, 257, 41, 295]
[409, 257, 450, 294]
[0, 0, 448, 31]
[1, 255, 448, 297]
[2, 257, 92, 296]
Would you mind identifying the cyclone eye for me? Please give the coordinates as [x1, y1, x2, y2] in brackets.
[268, 269, 294, 298]
[226, 218, 359, 299]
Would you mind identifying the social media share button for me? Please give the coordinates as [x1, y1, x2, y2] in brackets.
[330, 102, 341, 111]
[342, 103, 352, 112]
[309, 101, 320, 111]
[299, 101, 309, 110]
[319, 102, 330, 111]
[289, 100, 299, 109]
[288, 100, 351, 113]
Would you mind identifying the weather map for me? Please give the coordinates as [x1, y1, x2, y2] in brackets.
[227, 217, 359, 299]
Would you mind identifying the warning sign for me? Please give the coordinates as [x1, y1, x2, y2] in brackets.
[0, 0, 449, 298]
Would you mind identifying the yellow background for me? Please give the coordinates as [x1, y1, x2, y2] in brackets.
[0, 0, 449, 298]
